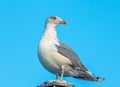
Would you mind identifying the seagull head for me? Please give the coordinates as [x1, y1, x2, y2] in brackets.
[46, 16, 67, 27]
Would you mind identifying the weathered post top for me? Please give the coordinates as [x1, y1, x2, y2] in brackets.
[38, 80, 74, 87]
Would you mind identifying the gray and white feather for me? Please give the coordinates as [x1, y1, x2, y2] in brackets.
[38, 16, 104, 81]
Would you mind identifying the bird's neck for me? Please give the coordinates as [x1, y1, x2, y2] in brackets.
[43, 23, 58, 41]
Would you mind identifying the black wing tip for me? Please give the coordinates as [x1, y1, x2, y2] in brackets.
[96, 77, 105, 82]
[74, 76, 105, 82]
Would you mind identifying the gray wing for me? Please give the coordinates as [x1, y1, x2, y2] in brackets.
[55, 41, 88, 71]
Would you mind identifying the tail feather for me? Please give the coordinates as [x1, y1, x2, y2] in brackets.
[96, 77, 105, 81]
[74, 70, 105, 81]
[75, 75, 105, 81]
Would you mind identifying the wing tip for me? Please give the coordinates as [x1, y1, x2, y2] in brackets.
[96, 77, 105, 82]
[74, 75, 105, 82]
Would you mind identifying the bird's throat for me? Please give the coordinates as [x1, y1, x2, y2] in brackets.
[43, 26, 58, 41]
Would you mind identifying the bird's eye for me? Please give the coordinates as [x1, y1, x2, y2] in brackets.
[51, 16, 56, 20]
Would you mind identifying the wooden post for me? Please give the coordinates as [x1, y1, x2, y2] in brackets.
[38, 80, 74, 87]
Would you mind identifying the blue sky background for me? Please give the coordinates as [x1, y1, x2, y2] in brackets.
[0, 0, 120, 87]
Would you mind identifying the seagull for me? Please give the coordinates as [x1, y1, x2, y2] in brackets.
[38, 16, 104, 81]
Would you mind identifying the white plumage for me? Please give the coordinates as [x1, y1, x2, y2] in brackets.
[38, 16, 104, 81]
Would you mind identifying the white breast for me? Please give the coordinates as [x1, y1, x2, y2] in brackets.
[38, 36, 72, 74]
[38, 27, 71, 74]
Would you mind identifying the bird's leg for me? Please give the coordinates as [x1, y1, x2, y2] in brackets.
[60, 65, 65, 80]
[56, 73, 58, 80]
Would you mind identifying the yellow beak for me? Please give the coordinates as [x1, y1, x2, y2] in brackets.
[60, 20, 67, 24]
